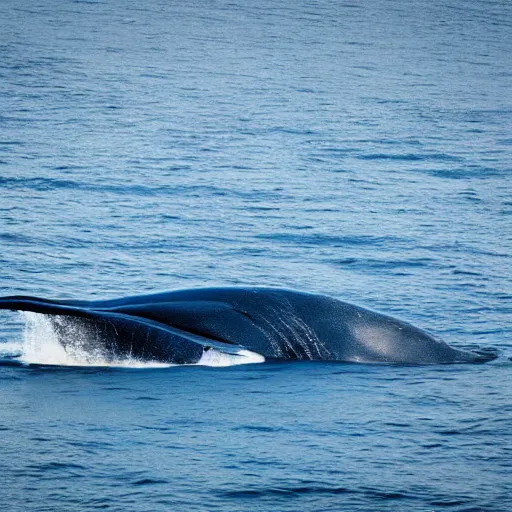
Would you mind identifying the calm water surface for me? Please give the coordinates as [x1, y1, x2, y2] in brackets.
[1, 0, 511, 510]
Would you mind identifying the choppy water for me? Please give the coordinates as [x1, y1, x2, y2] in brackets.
[1, 0, 511, 510]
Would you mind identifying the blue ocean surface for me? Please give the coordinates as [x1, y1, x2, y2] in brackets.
[1, 0, 511, 510]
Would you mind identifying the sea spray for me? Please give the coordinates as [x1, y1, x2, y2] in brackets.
[13, 312, 263, 368]
[18, 312, 171, 368]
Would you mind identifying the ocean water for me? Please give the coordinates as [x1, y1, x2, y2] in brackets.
[1, 0, 511, 510]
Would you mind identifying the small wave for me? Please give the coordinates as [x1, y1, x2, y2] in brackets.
[0, 341, 23, 357]
[256, 232, 408, 247]
[132, 478, 169, 486]
[221, 486, 353, 498]
[221, 484, 417, 502]
[26, 461, 87, 471]
[356, 152, 462, 162]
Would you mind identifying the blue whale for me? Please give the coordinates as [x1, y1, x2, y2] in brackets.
[0, 287, 495, 365]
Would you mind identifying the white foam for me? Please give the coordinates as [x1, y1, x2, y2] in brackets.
[196, 347, 265, 367]
[8, 312, 264, 368]
[16, 312, 173, 368]
[20, 312, 72, 365]
[0, 341, 23, 357]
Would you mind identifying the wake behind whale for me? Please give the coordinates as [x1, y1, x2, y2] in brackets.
[0, 287, 496, 367]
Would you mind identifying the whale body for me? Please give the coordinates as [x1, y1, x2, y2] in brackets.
[0, 287, 495, 365]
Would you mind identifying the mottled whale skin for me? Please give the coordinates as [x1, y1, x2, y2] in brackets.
[0, 287, 494, 365]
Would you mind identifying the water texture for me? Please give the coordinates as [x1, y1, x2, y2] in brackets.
[1, 0, 511, 510]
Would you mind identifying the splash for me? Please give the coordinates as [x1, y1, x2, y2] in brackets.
[20, 311, 72, 365]
[16, 312, 171, 368]
[1, 312, 264, 368]
[197, 347, 265, 367]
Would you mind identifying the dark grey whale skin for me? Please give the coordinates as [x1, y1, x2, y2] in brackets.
[0, 287, 495, 365]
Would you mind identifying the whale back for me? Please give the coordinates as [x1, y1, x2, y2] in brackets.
[0, 288, 495, 364]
